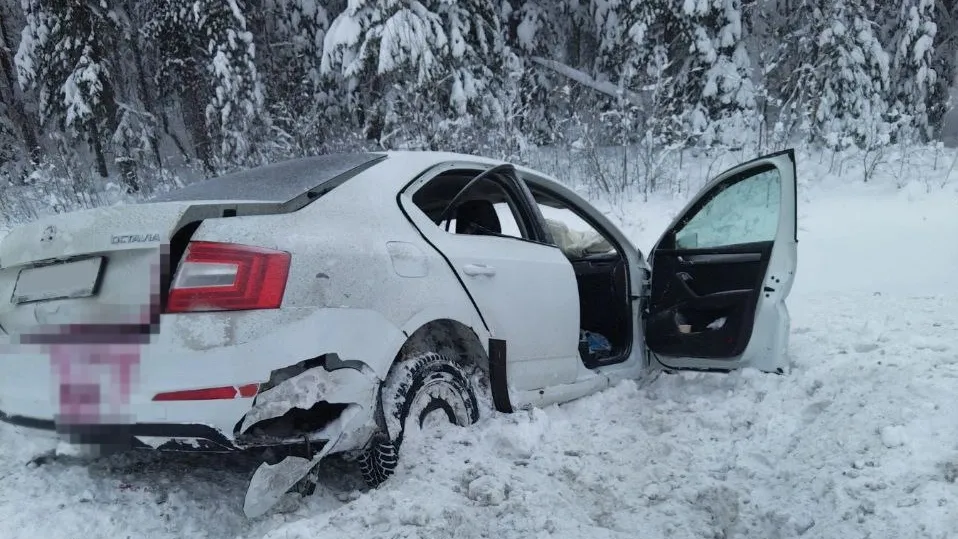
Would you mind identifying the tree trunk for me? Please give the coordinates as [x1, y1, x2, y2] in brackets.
[529, 56, 643, 106]
[181, 75, 216, 175]
[127, 30, 163, 169]
[117, 158, 139, 193]
[0, 10, 42, 163]
[88, 121, 109, 178]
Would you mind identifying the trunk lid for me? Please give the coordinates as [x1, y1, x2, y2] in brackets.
[0, 200, 272, 334]
[1, 202, 190, 268]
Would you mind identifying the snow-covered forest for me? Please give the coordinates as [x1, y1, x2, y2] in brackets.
[0, 0, 957, 219]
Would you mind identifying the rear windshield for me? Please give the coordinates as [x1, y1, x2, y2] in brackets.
[151, 153, 385, 203]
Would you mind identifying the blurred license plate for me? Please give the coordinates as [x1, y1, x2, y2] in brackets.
[13, 257, 104, 304]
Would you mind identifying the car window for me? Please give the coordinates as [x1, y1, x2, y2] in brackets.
[437, 194, 528, 241]
[493, 202, 524, 238]
[529, 189, 617, 259]
[413, 170, 532, 242]
[674, 167, 781, 249]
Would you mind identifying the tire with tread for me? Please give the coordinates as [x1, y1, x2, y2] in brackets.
[359, 352, 480, 488]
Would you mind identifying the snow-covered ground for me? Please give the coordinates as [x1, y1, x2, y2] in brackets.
[1, 155, 957, 539]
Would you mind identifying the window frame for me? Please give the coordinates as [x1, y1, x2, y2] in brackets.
[437, 178, 533, 241]
[525, 182, 625, 260]
[405, 163, 555, 247]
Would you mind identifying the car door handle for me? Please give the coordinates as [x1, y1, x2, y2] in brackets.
[462, 263, 496, 277]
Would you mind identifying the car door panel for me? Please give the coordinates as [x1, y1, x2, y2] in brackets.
[647, 243, 772, 358]
[430, 233, 581, 390]
[399, 165, 582, 391]
[646, 149, 797, 373]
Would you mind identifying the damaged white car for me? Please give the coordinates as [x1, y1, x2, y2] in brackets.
[0, 150, 798, 516]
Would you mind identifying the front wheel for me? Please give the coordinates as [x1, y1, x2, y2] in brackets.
[359, 352, 480, 488]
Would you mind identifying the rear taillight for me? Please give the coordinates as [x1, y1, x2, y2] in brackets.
[166, 241, 290, 313]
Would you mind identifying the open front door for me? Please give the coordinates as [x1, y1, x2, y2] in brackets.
[646, 149, 797, 373]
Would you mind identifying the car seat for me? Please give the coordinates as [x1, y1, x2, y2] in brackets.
[455, 200, 501, 236]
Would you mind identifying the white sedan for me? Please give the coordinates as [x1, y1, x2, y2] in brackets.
[0, 150, 797, 516]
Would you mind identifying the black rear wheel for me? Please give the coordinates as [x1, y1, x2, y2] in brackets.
[359, 352, 480, 487]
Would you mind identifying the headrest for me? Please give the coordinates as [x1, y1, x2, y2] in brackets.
[455, 199, 501, 235]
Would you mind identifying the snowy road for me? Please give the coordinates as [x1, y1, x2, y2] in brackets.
[1, 182, 956, 539]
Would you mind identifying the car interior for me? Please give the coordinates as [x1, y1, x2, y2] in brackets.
[528, 186, 632, 368]
[644, 165, 782, 360]
[412, 168, 633, 368]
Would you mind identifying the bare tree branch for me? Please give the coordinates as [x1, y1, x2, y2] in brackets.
[529, 56, 642, 106]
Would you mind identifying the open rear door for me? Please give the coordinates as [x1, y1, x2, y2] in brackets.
[646, 149, 797, 373]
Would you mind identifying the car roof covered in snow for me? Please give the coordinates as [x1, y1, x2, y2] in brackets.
[150, 153, 387, 204]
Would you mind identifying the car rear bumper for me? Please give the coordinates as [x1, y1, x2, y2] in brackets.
[0, 307, 406, 454]
[0, 410, 335, 462]
[0, 409, 239, 451]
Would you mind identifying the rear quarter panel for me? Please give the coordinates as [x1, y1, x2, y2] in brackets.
[185, 163, 490, 380]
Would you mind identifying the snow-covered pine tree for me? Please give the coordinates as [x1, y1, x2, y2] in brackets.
[500, 0, 585, 145]
[253, 0, 340, 152]
[320, 0, 520, 152]
[0, 0, 41, 174]
[758, 0, 828, 146]
[107, 0, 171, 173]
[611, 0, 691, 143]
[745, 0, 799, 151]
[675, 0, 758, 148]
[928, 0, 957, 139]
[202, 0, 265, 168]
[15, 0, 128, 182]
[265, 0, 335, 87]
[590, 0, 650, 99]
[579, 0, 758, 148]
[144, 0, 266, 173]
[884, 0, 938, 142]
[811, 0, 891, 149]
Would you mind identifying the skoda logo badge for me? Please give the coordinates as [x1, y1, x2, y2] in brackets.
[41, 225, 57, 243]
